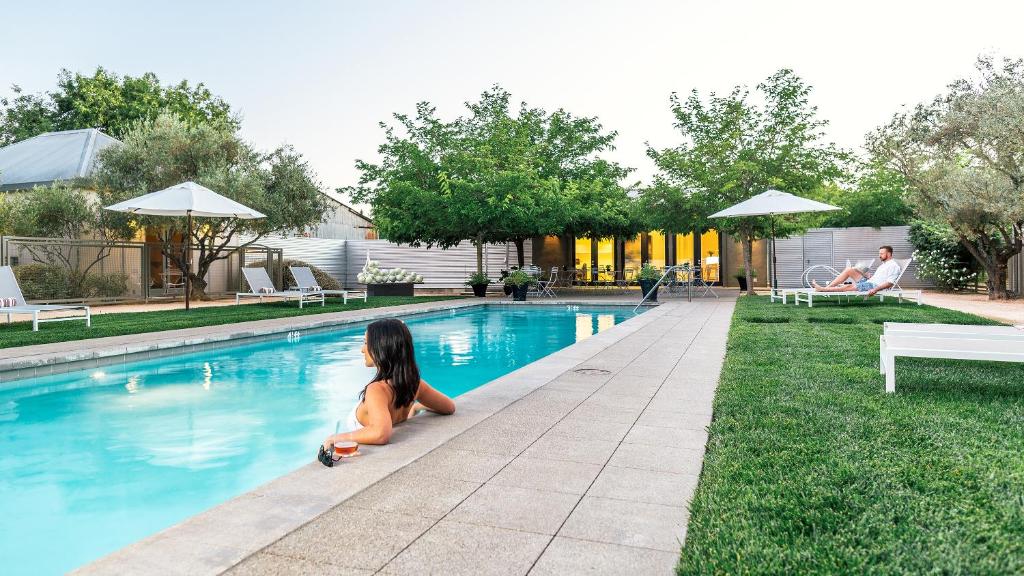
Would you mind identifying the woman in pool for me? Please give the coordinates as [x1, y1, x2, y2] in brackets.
[321, 318, 455, 451]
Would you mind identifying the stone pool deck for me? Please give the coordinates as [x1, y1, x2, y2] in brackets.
[222, 297, 735, 576]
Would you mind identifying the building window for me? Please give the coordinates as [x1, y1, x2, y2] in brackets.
[700, 229, 720, 282]
[596, 238, 615, 281]
[624, 234, 642, 276]
[675, 233, 695, 267]
[574, 237, 592, 279]
[646, 231, 666, 269]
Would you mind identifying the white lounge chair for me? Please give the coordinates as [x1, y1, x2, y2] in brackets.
[289, 266, 366, 304]
[0, 265, 91, 332]
[791, 257, 923, 307]
[879, 322, 1024, 392]
[236, 267, 324, 308]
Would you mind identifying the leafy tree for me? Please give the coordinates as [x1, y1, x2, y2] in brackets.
[349, 86, 636, 273]
[815, 166, 914, 228]
[645, 69, 849, 294]
[1, 67, 235, 145]
[868, 56, 1024, 299]
[91, 113, 328, 299]
[0, 183, 135, 294]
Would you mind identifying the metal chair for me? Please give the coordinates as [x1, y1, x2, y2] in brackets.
[690, 264, 718, 298]
[537, 268, 558, 298]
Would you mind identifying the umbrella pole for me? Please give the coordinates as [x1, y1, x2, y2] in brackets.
[185, 210, 192, 311]
[770, 214, 777, 292]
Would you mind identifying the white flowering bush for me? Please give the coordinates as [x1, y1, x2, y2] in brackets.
[913, 249, 977, 292]
[356, 260, 424, 285]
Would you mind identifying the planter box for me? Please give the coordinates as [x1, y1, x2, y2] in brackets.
[510, 284, 529, 301]
[367, 283, 415, 297]
[470, 283, 489, 297]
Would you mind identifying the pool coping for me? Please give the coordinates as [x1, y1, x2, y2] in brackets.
[68, 299, 671, 575]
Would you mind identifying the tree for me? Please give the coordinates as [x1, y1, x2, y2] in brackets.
[91, 113, 329, 299]
[349, 86, 636, 273]
[815, 166, 914, 228]
[0, 183, 135, 295]
[1, 67, 235, 145]
[868, 56, 1024, 299]
[645, 69, 849, 294]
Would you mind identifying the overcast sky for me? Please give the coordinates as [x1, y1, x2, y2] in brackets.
[3, 0, 1024, 212]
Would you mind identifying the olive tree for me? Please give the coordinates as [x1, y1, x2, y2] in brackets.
[868, 56, 1024, 299]
[92, 113, 328, 299]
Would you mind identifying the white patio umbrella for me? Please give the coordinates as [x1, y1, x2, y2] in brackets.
[709, 189, 839, 291]
[105, 181, 265, 310]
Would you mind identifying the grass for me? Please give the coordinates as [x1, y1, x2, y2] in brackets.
[679, 297, 1024, 575]
[0, 296, 466, 349]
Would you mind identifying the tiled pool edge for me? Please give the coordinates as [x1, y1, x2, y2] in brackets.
[66, 300, 668, 576]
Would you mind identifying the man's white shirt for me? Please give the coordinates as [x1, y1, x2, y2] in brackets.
[871, 259, 901, 286]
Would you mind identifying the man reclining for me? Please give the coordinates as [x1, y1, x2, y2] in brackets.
[811, 245, 901, 297]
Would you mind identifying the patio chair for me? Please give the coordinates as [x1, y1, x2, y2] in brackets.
[536, 268, 558, 298]
[289, 266, 366, 304]
[0, 265, 92, 332]
[690, 264, 718, 298]
[237, 267, 324, 308]
[792, 257, 923, 307]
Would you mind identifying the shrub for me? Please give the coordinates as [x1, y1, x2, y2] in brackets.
[12, 264, 74, 300]
[503, 269, 536, 286]
[81, 272, 129, 298]
[466, 271, 490, 286]
[10, 264, 128, 300]
[908, 220, 978, 291]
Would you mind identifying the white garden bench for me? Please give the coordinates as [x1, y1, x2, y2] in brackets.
[878, 322, 1024, 393]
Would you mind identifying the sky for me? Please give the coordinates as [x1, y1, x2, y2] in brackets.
[3, 0, 1024, 213]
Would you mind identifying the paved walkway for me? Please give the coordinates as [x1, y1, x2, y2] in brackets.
[923, 291, 1024, 326]
[227, 297, 735, 575]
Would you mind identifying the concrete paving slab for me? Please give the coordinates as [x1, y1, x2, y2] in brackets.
[224, 552, 372, 575]
[635, 408, 711, 431]
[382, 520, 549, 576]
[529, 536, 678, 576]
[448, 483, 580, 535]
[607, 443, 705, 476]
[522, 434, 620, 465]
[398, 447, 514, 483]
[545, 414, 634, 442]
[346, 472, 480, 519]
[559, 495, 688, 552]
[489, 456, 603, 495]
[623, 424, 709, 450]
[588, 466, 699, 508]
[266, 507, 434, 571]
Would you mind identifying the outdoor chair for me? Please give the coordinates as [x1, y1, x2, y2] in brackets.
[0, 265, 91, 332]
[690, 264, 718, 298]
[771, 258, 874, 303]
[237, 267, 324, 308]
[536, 268, 558, 298]
[289, 266, 366, 304]
[879, 322, 1024, 392]
[788, 257, 923, 307]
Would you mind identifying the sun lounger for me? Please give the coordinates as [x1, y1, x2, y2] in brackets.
[790, 258, 923, 307]
[237, 267, 324, 308]
[879, 322, 1024, 392]
[289, 266, 366, 304]
[0, 265, 91, 331]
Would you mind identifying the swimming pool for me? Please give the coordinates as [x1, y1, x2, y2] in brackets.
[0, 304, 638, 575]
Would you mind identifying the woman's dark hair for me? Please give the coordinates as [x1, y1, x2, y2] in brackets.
[360, 318, 420, 408]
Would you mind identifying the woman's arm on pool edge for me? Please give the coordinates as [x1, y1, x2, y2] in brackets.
[324, 383, 395, 446]
[416, 380, 455, 415]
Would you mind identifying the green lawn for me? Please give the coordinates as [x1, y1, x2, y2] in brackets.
[680, 297, 1024, 575]
[0, 296, 466, 349]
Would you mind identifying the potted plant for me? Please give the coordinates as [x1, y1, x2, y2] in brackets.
[734, 267, 757, 291]
[466, 271, 490, 297]
[357, 260, 424, 297]
[637, 263, 661, 301]
[503, 269, 536, 301]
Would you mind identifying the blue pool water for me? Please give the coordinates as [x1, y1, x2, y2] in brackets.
[0, 305, 637, 575]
